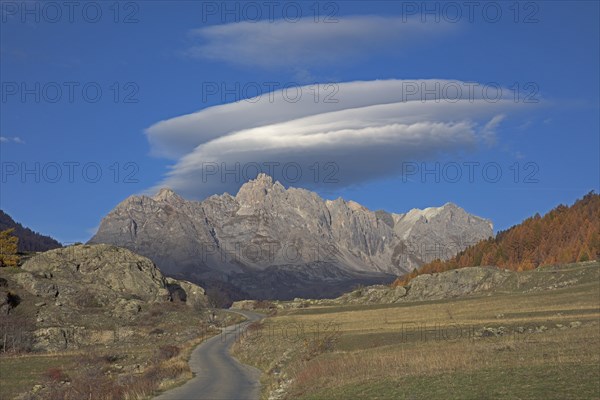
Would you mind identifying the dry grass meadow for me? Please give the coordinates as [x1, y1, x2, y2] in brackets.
[232, 262, 600, 399]
[0, 300, 244, 400]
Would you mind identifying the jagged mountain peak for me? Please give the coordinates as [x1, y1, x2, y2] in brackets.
[89, 176, 493, 300]
[236, 173, 285, 204]
[154, 188, 183, 203]
[347, 200, 368, 212]
[400, 202, 471, 222]
[255, 172, 274, 183]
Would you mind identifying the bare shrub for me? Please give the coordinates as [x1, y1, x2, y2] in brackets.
[302, 328, 341, 361]
[0, 313, 34, 353]
[43, 367, 69, 383]
[102, 353, 125, 364]
[156, 344, 180, 361]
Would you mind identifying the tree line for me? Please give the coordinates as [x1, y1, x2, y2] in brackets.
[394, 191, 600, 286]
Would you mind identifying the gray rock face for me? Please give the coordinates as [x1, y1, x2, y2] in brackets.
[404, 267, 512, 301]
[17, 244, 206, 311]
[14, 244, 207, 351]
[89, 174, 493, 300]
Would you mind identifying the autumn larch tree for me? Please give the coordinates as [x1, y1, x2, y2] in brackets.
[0, 229, 20, 268]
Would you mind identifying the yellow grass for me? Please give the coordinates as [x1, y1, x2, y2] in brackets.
[232, 265, 600, 399]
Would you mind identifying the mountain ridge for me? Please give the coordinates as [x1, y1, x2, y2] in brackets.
[89, 174, 493, 300]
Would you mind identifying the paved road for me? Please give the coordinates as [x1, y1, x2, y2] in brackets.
[154, 310, 264, 400]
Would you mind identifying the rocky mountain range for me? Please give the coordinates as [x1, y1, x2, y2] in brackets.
[89, 174, 493, 300]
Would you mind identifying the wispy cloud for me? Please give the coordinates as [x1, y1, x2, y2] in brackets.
[0, 136, 26, 144]
[145, 79, 531, 199]
[481, 114, 505, 146]
[86, 225, 99, 237]
[185, 15, 456, 70]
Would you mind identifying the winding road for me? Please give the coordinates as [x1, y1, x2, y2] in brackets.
[153, 310, 264, 400]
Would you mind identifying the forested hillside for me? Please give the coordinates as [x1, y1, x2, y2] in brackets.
[0, 210, 61, 252]
[394, 192, 600, 286]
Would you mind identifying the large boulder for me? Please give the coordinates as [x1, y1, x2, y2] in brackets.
[18, 244, 171, 305]
[166, 277, 208, 308]
[12, 244, 208, 351]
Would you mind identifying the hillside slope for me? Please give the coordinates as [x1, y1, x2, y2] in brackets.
[0, 210, 62, 252]
[395, 192, 600, 285]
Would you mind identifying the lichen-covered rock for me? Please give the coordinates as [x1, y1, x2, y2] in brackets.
[13, 244, 208, 350]
[166, 277, 208, 308]
[405, 267, 511, 301]
[20, 244, 171, 304]
[230, 300, 257, 310]
[289, 266, 514, 307]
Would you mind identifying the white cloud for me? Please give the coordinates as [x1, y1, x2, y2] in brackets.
[0, 136, 26, 144]
[145, 79, 530, 199]
[481, 114, 505, 146]
[147, 79, 515, 159]
[185, 15, 456, 70]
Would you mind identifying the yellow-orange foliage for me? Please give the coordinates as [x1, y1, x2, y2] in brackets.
[0, 228, 20, 267]
[393, 191, 600, 287]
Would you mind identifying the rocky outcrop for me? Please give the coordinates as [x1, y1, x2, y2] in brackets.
[404, 267, 512, 301]
[332, 285, 409, 305]
[90, 174, 493, 300]
[166, 277, 206, 307]
[18, 245, 171, 305]
[11, 244, 208, 351]
[273, 267, 513, 308]
[230, 300, 263, 310]
[241, 262, 600, 311]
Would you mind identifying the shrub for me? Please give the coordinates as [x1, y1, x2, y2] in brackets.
[302, 325, 341, 361]
[44, 367, 69, 382]
[0, 313, 34, 353]
[102, 353, 125, 364]
[156, 345, 180, 361]
[0, 229, 19, 268]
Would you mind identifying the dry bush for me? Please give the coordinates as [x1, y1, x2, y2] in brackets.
[142, 302, 186, 324]
[43, 367, 69, 383]
[102, 353, 125, 364]
[156, 344, 180, 361]
[302, 328, 341, 361]
[42, 355, 186, 400]
[0, 312, 34, 353]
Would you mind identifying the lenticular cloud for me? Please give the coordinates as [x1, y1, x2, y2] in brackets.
[145, 79, 526, 199]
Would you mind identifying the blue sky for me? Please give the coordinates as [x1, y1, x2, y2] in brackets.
[1, 1, 598, 244]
